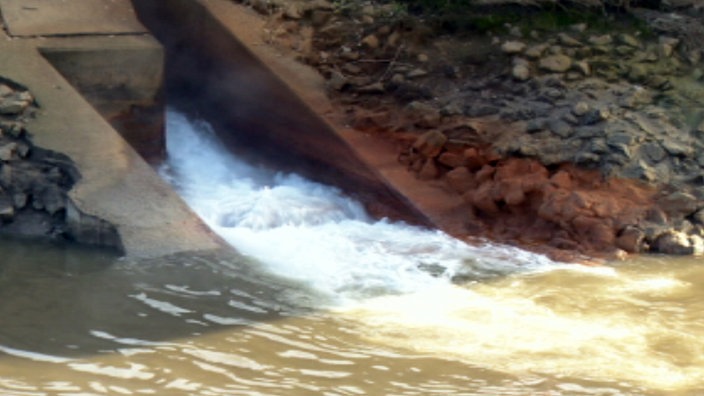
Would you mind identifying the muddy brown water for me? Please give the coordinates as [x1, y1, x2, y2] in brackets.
[1, 234, 703, 395]
[1, 111, 703, 395]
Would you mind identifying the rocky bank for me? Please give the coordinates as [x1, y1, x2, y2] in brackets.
[236, 0, 704, 259]
[0, 78, 87, 242]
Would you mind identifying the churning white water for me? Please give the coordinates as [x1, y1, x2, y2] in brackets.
[161, 110, 704, 393]
[162, 110, 558, 303]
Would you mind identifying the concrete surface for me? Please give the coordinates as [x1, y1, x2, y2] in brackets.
[0, 0, 148, 36]
[40, 35, 165, 161]
[0, 0, 225, 257]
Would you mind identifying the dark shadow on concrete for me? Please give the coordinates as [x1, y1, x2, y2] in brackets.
[38, 37, 166, 163]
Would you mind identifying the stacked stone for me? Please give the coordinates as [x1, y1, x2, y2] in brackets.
[491, 27, 704, 189]
[0, 81, 76, 237]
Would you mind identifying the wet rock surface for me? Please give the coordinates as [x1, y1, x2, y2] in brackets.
[0, 78, 93, 243]
[236, 0, 704, 259]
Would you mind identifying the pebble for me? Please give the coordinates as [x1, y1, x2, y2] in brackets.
[524, 44, 547, 59]
[501, 41, 527, 55]
[413, 130, 447, 158]
[572, 101, 590, 116]
[658, 42, 674, 58]
[573, 60, 590, 76]
[548, 119, 573, 138]
[356, 82, 385, 94]
[361, 34, 379, 49]
[0, 85, 13, 97]
[342, 63, 362, 75]
[0, 99, 28, 115]
[539, 54, 572, 73]
[640, 142, 666, 164]
[327, 70, 348, 91]
[558, 33, 582, 47]
[284, 4, 302, 19]
[406, 68, 428, 79]
[0, 142, 16, 161]
[588, 34, 613, 46]
[512, 64, 531, 81]
[340, 50, 360, 61]
[618, 33, 641, 48]
[390, 73, 405, 85]
[658, 36, 680, 57]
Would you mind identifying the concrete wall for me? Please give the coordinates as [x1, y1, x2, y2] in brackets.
[39, 36, 165, 163]
[0, 0, 226, 257]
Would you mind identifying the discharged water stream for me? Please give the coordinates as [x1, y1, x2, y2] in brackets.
[0, 111, 703, 395]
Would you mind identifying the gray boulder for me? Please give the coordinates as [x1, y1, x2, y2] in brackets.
[653, 230, 694, 255]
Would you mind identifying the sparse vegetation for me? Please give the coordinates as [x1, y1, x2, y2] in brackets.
[360, 0, 662, 36]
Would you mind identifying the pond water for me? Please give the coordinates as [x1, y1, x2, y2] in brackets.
[0, 111, 702, 395]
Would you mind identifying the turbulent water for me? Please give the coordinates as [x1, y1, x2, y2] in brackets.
[0, 111, 703, 395]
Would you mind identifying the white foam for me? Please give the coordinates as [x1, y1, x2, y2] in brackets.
[163, 110, 559, 303]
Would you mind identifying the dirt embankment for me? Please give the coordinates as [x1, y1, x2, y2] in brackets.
[235, 0, 704, 260]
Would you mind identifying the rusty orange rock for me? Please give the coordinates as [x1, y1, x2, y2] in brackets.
[616, 225, 646, 253]
[418, 158, 440, 180]
[572, 215, 616, 249]
[550, 170, 572, 189]
[445, 166, 476, 193]
[438, 151, 466, 168]
[463, 147, 484, 170]
[470, 182, 500, 214]
[475, 164, 495, 184]
[412, 130, 447, 158]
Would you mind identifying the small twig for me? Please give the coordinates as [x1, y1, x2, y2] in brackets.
[354, 59, 396, 63]
[378, 44, 405, 82]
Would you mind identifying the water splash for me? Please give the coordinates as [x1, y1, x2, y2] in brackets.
[163, 110, 558, 303]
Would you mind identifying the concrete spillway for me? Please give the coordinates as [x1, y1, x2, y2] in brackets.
[0, 0, 466, 257]
[131, 0, 439, 228]
[0, 0, 224, 257]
